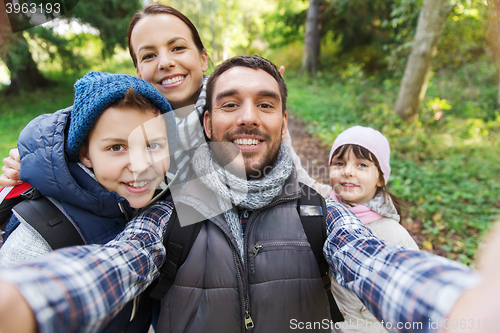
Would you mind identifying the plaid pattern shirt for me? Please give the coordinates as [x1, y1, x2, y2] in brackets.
[0, 199, 478, 333]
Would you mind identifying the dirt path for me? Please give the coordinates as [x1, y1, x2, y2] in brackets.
[287, 116, 331, 185]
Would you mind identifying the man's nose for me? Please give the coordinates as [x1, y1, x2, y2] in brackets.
[237, 103, 260, 128]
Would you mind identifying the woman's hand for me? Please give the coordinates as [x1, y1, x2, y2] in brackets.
[0, 149, 22, 187]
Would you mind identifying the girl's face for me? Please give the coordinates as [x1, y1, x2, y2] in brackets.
[329, 148, 383, 204]
[131, 14, 208, 109]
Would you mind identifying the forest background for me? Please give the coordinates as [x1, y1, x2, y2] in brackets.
[0, 0, 499, 265]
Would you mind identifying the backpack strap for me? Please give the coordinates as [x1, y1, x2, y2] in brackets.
[149, 205, 203, 300]
[12, 187, 85, 250]
[298, 183, 344, 323]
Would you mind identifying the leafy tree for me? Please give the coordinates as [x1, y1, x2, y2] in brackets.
[0, 0, 141, 94]
[394, 0, 454, 120]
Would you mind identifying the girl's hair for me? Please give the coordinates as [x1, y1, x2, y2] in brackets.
[127, 4, 206, 68]
[330, 144, 406, 219]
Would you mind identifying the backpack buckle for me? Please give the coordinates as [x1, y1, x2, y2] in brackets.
[20, 187, 41, 200]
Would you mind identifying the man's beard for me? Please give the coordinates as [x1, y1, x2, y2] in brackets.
[209, 127, 281, 180]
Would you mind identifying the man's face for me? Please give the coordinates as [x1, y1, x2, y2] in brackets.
[204, 67, 288, 179]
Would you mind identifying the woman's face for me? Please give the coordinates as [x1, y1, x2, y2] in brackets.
[131, 14, 208, 109]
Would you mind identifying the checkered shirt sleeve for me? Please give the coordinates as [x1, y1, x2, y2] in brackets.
[324, 198, 480, 332]
[0, 201, 173, 333]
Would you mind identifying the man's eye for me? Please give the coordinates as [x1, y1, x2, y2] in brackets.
[109, 145, 124, 152]
[222, 103, 238, 108]
[258, 103, 272, 108]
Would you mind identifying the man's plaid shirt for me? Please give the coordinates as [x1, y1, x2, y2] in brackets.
[0, 199, 478, 333]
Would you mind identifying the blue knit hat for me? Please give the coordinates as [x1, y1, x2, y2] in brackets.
[66, 71, 177, 162]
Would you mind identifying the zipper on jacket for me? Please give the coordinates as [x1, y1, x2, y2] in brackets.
[250, 241, 310, 275]
[244, 311, 254, 329]
[252, 241, 310, 257]
[241, 191, 301, 332]
[233, 247, 252, 332]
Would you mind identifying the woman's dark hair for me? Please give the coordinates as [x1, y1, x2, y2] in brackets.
[330, 144, 406, 219]
[127, 4, 206, 68]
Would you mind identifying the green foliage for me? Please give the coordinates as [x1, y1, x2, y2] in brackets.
[262, 0, 308, 48]
[285, 56, 500, 264]
[25, 27, 90, 74]
[69, 0, 142, 57]
[0, 80, 75, 160]
[435, 3, 488, 70]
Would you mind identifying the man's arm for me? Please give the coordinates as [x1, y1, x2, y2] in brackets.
[0, 281, 37, 333]
[445, 224, 500, 333]
[0, 201, 172, 333]
[324, 199, 479, 333]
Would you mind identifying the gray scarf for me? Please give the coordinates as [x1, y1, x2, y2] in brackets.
[192, 143, 293, 260]
[364, 189, 400, 222]
[174, 75, 208, 184]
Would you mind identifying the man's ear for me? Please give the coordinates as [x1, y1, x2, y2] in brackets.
[203, 110, 212, 139]
[281, 110, 288, 139]
[79, 145, 93, 169]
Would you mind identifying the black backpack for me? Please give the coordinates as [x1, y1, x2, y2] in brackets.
[0, 187, 147, 333]
[148, 183, 344, 323]
[0, 187, 85, 248]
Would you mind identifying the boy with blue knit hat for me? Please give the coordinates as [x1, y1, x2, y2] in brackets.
[0, 71, 177, 264]
[0, 71, 177, 332]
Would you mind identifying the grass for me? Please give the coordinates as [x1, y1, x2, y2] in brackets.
[284, 58, 500, 265]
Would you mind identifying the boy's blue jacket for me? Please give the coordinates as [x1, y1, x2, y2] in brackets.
[17, 106, 132, 244]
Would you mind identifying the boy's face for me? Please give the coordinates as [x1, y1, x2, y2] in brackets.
[79, 106, 170, 208]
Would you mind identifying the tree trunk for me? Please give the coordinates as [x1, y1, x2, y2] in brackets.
[486, 0, 500, 106]
[394, 0, 454, 121]
[302, 0, 321, 75]
[0, 32, 51, 94]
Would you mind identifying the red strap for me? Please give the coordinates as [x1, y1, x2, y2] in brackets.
[2, 183, 32, 199]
